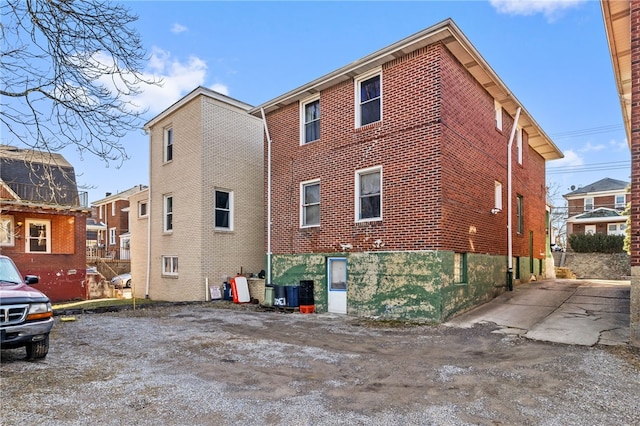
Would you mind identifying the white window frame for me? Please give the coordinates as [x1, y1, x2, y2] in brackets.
[163, 194, 173, 232]
[615, 194, 626, 209]
[300, 95, 320, 145]
[355, 166, 382, 223]
[516, 127, 523, 165]
[300, 179, 321, 228]
[0, 215, 15, 247]
[138, 201, 148, 218]
[162, 255, 179, 276]
[164, 127, 173, 163]
[25, 219, 51, 254]
[99, 205, 103, 220]
[355, 68, 382, 128]
[494, 181, 503, 210]
[516, 195, 524, 234]
[584, 197, 594, 211]
[585, 224, 596, 235]
[109, 227, 116, 245]
[214, 189, 234, 231]
[607, 223, 626, 236]
[495, 100, 503, 131]
[111, 201, 116, 216]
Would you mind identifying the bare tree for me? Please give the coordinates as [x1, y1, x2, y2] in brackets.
[0, 0, 160, 165]
[547, 182, 568, 248]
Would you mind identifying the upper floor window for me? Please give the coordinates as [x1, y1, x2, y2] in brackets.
[301, 180, 320, 227]
[584, 197, 594, 211]
[0, 215, 15, 247]
[109, 227, 116, 245]
[356, 166, 382, 222]
[163, 194, 173, 232]
[516, 195, 524, 234]
[111, 201, 116, 216]
[356, 71, 381, 127]
[26, 219, 51, 253]
[495, 101, 503, 131]
[214, 189, 233, 230]
[516, 128, 523, 165]
[301, 96, 320, 144]
[138, 201, 148, 218]
[615, 194, 626, 209]
[164, 127, 173, 162]
[494, 181, 503, 211]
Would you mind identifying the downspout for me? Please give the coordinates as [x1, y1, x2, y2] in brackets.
[507, 107, 521, 291]
[260, 108, 272, 285]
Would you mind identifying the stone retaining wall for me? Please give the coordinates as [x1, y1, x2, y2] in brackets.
[554, 252, 630, 280]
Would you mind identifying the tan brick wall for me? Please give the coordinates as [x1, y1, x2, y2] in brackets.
[129, 189, 148, 299]
[147, 93, 264, 302]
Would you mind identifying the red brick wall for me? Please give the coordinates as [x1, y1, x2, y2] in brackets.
[265, 42, 547, 260]
[567, 194, 629, 216]
[631, 1, 640, 266]
[1, 210, 88, 302]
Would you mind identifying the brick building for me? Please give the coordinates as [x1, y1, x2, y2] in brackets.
[564, 177, 629, 237]
[142, 87, 264, 302]
[251, 19, 563, 321]
[0, 145, 90, 302]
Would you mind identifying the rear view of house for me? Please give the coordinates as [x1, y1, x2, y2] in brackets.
[0, 145, 90, 302]
[142, 87, 264, 302]
[252, 19, 563, 321]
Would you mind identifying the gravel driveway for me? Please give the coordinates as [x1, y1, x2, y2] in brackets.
[1, 303, 639, 425]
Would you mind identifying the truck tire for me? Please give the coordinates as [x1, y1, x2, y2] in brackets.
[26, 335, 49, 360]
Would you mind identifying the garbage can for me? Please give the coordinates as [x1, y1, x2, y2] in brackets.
[286, 285, 299, 307]
[264, 284, 274, 307]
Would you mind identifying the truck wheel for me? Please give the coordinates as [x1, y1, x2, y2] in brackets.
[26, 335, 49, 360]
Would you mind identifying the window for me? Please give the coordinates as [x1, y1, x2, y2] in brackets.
[356, 166, 382, 222]
[301, 180, 320, 227]
[494, 181, 503, 210]
[516, 128, 523, 165]
[453, 252, 467, 283]
[26, 219, 51, 253]
[301, 96, 320, 144]
[163, 194, 173, 232]
[584, 197, 594, 211]
[99, 205, 103, 220]
[215, 190, 233, 230]
[608, 223, 626, 236]
[615, 194, 626, 209]
[0, 216, 15, 246]
[495, 101, 503, 130]
[138, 201, 148, 218]
[162, 255, 178, 276]
[585, 224, 596, 235]
[164, 127, 173, 162]
[111, 201, 116, 216]
[356, 71, 381, 127]
[109, 228, 116, 245]
[516, 195, 523, 234]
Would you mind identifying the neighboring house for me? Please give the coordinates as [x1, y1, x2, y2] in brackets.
[564, 178, 629, 237]
[86, 217, 107, 258]
[0, 145, 90, 302]
[91, 185, 147, 260]
[251, 19, 563, 321]
[601, 0, 639, 346]
[141, 87, 264, 302]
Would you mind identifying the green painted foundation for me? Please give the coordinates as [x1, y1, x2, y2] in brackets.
[268, 251, 545, 322]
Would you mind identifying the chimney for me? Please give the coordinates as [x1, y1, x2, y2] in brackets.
[106, 192, 112, 197]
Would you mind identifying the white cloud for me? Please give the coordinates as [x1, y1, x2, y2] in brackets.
[578, 142, 606, 153]
[489, 0, 586, 20]
[209, 83, 229, 96]
[134, 47, 209, 115]
[171, 23, 188, 34]
[609, 138, 629, 151]
[551, 149, 584, 168]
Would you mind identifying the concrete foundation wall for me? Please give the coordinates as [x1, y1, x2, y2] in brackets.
[270, 250, 524, 321]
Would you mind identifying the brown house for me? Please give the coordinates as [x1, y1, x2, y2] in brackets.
[564, 177, 629, 237]
[0, 145, 90, 302]
[251, 19, 562, 321]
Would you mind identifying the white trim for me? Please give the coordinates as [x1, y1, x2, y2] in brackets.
[25, 219, 51, 253]
[564, 189, 628, 200]
[214, 189, 234, 231]
[355, 165, 383, 223]
[300, 94, 320, 145]
[163, 194, 173, 233]
[355, 68, 382, 128]
[516, 127, 523, 165]
[494, 181, 503, 210]
[495, 100, 503, 130]
[161, 255, 179, 276]
[0, 215, 15, 247]
[584, 197, 594, 211]
[300, 179, 321, 228]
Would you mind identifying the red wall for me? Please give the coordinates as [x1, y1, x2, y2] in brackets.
[265, 42, 547, 261]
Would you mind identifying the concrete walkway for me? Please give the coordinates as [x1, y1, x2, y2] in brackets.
[445, 279, 631, 346]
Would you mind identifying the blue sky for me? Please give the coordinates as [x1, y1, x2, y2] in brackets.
[15, 1, 634, 206]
